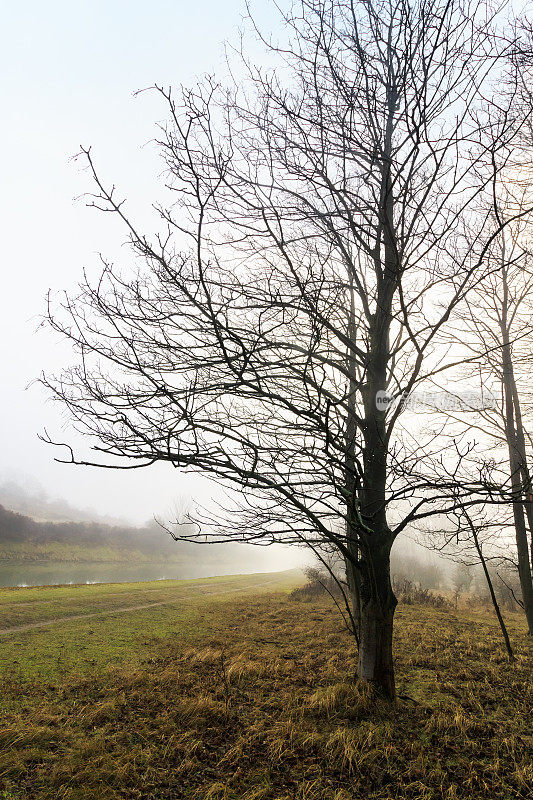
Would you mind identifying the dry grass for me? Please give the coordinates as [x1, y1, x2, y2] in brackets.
[0, 591, 531, 799]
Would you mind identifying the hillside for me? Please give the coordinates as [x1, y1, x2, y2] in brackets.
[0, 504, 251, 570]
[0, 480, 127, 525]
[0, 503, 180, 563]
[0, 504, 298, 578]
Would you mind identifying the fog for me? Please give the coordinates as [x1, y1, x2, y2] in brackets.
[0, 480, 306, 585]
[0, 1, 274, 530]
[0, 2, 509, 582]
[0, 479, 451, 588]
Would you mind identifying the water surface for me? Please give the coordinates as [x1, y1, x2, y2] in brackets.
[0, 562, 244, 587]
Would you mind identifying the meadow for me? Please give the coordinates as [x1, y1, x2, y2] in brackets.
[0, 573, 531, 799]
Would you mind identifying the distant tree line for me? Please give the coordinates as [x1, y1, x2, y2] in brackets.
[0, 504, 175, 554]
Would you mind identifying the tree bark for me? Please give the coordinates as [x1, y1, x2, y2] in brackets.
[468, 518, 515, 662]
[357, 542, 397, 697]
[352, 69, 399, 699]
[358, 595, 396, 698]
[500, 267, 533, 634]
[509, 384, 533, 579]
[355, 410, 398, 698]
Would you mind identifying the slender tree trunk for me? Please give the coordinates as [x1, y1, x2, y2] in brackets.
[345, 278, 362, 640]
[519, 465, 533, 571]
[500, 269, 533, 634]
[467, 516, 515, 661]
[507, 476, 533, 635]
[345, 551, 361, 637]
[510, 384, 533, 572]
[350, 68, 399, 699]
[355, 379, 398, 699]
[356, 325, 397, 697]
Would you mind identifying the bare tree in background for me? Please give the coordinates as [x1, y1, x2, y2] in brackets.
[452, 561, 473, 608]
[447, 507, 516, 661]
[437, 195, 533, 633]
[43, 0, 531, 698]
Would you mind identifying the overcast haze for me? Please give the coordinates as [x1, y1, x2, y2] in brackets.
[0, 0, 283, 525]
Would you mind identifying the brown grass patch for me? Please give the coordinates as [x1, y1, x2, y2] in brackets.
[0, 592, 531, 799]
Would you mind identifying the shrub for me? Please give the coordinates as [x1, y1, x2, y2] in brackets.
[290, 568, 344, 602]
[393, 577, 451, 609]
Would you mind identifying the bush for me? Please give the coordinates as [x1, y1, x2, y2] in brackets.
[393, 577, 451, 609]
[290, 567, 344, 602]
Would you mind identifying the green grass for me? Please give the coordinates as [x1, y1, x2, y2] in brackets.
[0, 571, 301, 680]
[0, 541, 163, 564]
[0, 576, 531, 799]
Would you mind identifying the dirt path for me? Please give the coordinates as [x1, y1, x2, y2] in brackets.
[0, 578, 281, 636]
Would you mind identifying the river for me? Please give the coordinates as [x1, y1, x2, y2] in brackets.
[0, 562, 251, 587]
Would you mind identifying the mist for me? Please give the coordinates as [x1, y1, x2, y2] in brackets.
[0, 0, 257, 531]
[0, 479, 305, 586]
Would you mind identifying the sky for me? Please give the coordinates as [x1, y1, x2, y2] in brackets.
[0, 0, 281, 525]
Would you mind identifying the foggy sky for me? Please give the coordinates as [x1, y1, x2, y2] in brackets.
[0, 1, 281, 524]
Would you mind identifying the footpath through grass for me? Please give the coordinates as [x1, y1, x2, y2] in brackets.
[0, 571, 301, 680]
[0, 577, 531, 800]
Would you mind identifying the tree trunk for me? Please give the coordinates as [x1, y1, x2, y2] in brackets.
[351, 66, 399, 699]
[345, 554, 361, 637]
[510, 383, 533, 595]
[470, 523, 515, 662]
[358, 594, 396, 698]
[500, 272, 533, 634]
[510, 488, 533, 635]
[354, 537, 397, 698]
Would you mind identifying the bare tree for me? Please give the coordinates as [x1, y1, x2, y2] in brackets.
[466, 513, 516, 662]
[437, 196, 533, 633]
[428, 506, 516, 661]
[43, 0, 531, 698]
[452, 561, 473, 608]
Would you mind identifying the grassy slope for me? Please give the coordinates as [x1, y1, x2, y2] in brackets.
[0, 572, 301, 679]
[0, 503, 188, 565]
[0, 541, 171, 564]
[0, 577, 531, 800]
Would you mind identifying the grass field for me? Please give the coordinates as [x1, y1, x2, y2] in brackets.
[0, 542, 162, 564]
[0, 573, 531, 799]
[0, 572, 300, 679]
